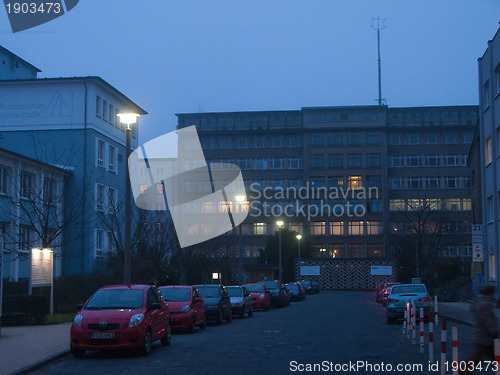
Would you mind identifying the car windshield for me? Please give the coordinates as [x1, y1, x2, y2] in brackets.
[196, 286, 221, 298]
[391, 285, 426, 294]
[286, 284, 299, 291]
[226, 287, 243, 297]
[159, 288, 190, 302]
[85, 289, 143, 310]
[302, 280, 311, 287]
[261, 281, 279, 290]
[245, 284, 264, 293]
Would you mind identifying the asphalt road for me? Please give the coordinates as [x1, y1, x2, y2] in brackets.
[32, 291, 494, 375]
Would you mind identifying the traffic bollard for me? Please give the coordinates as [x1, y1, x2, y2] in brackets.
[441, 318, 447, 375]
[429, 311, 434, 363]
[452, 327, 458, 375]
[420, 308, 424, 354]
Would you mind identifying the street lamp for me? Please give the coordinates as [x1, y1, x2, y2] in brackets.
[118, 112, 140, 285]
[235, 195, 246, 284]
[276, 220, 284, 283]
[296, 234, 302, 279]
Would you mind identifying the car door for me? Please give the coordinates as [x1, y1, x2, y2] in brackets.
[153, 287, 169, 333]
[192, 287, 202, 324]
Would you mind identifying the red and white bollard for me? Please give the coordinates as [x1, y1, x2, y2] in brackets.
[452, 327, 458, 375]
[494, 339, 500, 375]
[435, 295, 439, 326]
[420, 308, 424, 354]
[412, 303, 416, 345]
[403, 301, 408, 334]
[441, 318, 447, 375]
[429, 311, 434, 363]
[407, 301, 411, 340]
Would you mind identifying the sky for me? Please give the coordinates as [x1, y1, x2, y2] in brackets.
[1, 0, 499, 143]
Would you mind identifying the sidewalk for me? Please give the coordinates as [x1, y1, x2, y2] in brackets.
[438, 301, 500, 326]
[0, 322, 71, 375]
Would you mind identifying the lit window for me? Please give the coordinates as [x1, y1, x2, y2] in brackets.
[427, 199, 441, 210]
[407, 199, 424, 210]
[485, 137, 492, 165]
[328, 177, 344, 189]
[310, 222, 326, 236]
[445, 199, 461, 211]
[348, 221, 364, 235]
[330, 221, 344, 236]
[347, 176, 363, 190]
[253, 223, 266, 235]
[156, 183, 164, 195]
[366, 221, 382, 235]
[462, 199, 471, 211]
[139, 184, 148, 195]
[389, 199, 405, 211]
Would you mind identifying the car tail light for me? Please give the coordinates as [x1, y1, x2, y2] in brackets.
[387, 298, 399, 302]
[418, 296, 430, 302]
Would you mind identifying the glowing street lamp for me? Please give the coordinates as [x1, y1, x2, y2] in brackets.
[118, 112, 140, 284]
[276, 220, 284, 283]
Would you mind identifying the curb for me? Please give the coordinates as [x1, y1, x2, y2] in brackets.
[8, 350, 70, 375]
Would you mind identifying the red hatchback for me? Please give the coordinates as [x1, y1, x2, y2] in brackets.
[158, 286, 206, 332]
[244, 283, 271, 311]
[70, 284, 171, 357]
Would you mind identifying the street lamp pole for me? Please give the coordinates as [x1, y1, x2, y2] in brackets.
[276, 221, 284, 283]
[235, 196, 246, 284]
[118, 113, 140, 285]
[296, 234, 302, 279]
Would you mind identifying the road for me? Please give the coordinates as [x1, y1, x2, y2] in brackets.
[32, 291, 493, 375]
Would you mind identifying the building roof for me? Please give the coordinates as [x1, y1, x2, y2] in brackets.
[0, 76, 147, 115]
[0, 45, 41, 73]
[0, 146, 72, 174]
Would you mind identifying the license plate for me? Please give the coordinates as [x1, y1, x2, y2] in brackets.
[90, 332, 115, 339]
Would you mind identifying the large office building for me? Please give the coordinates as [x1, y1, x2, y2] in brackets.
[177, 105, 478, 261]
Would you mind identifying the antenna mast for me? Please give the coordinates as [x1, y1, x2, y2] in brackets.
[371, 17, 386, 105]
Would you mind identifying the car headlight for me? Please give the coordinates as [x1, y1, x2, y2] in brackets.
[259, 295, 265, 299]
[73, 314, 83, 328]
[129, 313, 144, 327]
[180, 304, 191, 313]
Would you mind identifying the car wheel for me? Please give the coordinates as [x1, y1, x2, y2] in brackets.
[248, 306, 253, 317]
[70, 347, 85, 358]
[160, 324, 171, 346]
[199, 315, 207, 330]
[216, 309, 223, 325]
[189, 316, 196, 333]
[226, 309, 232, 323]
[141, 329, 153, 355]
[387, 317, 395, 325]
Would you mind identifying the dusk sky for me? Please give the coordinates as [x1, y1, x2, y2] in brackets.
[1, 0, 499, 143]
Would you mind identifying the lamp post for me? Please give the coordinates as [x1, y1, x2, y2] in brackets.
[235, 195, 246, 284]
[296, 234, 302, 279]
[276, 220, 284, 283]
[118, 113, 140, 285]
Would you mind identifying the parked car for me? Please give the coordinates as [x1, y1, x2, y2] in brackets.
[226, 285, 254, 318]
[300, 280, 316, 294]
[70, 284, 171, 357]
[381, 286, 395, 307]
[282, 284, 290, 306]
[244, 283, 271, 310]
[386, 284, 432, 324]
[377, 282, 399, 304]
[296, 281, 307, 297]
[260, 280, 286, 307]
[285, 282, 305, 301]
[195, 284, 232, 325]
[311, 280, 320, 293]
[158, 285, 206, 332]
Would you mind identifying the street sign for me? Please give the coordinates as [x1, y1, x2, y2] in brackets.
[30, 248, 54, 315]
[371, 266, 392, 276]
[472, 236, 484, 262]
[300, 266, 320, 276]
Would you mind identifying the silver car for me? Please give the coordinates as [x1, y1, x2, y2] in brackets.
[226, 286, 254, 318]
[385, 284, 432, 324]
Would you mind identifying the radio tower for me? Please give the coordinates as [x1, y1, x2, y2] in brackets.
[371, 17, 386, 105]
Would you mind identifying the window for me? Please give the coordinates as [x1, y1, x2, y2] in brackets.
[109, 104, 114, 123]
[407, 199, 424, 210]
[446, 199, 461, 211]
[108, 145, 116, 172]
[408, 177, 423, 189]
[348, 221, 364, 235]
[330, 222, 344, 236]
[310, 177, 326, 188]
[156, 183, 164, 195]
[288, 179, 302, 189]
[463, 176, 471, 188]
[270, 158, 284, 169]
[389, 199, 405, 211]
[443, 131, 458, 144]
[270, 179, 285, 190]
[365, 175, 382, 188]
[367, 244, 383, 258]
[348, 244, 364, 258]
[235, 158, 249, 170]
[43, 177, 56, 203]
[310, 155, 325, 168]
[427, 199, 441, 210]
[270, 135, 284, 148]
[446, 246, 461, 257]
[253, 223, 266, 235]
[462, 155, 468, 166]
[406, 134, 421, 145]
[389, 177, 404, 189]
[96, 230, 104, 257]
[0, 167, 7, 194]
[347, 176, 363, 190]
[347, 154, 363, 168]
[20, 171, 32, 199]
[489, 254, 496, 280]
[425, 134, 440, 144]
[253, 136, 266, 148]
[444, 154, 459, 166]
[462, 131, 474, 144]
[366, 132, 381, 145]
[367, 199, 383, 212]
[328, 176, 344, 189]
[327, 133, 342, 146]
[219, 136, 231, 149]
[251, 180, 267, 190]
[253, 158, 268, 170]
[463, 198, 471, 211]
[328, 154, 343, 168]
[102, 100, 108, 120]
[311, 133, 324, 146]
[96, 184, 105, 211]
[366, 153, 381, 167]
[108, 187, 117, 210]
[310, 222, 326, 236]
[485, 137, 492, 165]
[444, 177, 459, 188]
[19, 225, 31, 251]
[388, 134, 402, 145]
[139, 184, 148, 195]
[496, 64, 500, 96]
[407, 155, 422, 167]
[288, 158, 302, 169]
[346, 132, 363, 146]
[425, 155, 440, 166]
[97, 139, 105, 167]
[389, 155, 404, 167]
[236, 136, 249, 148]
[483, 80, 490, 110]
[426, 177, 441, 189]
[366, 221, 382, 235]
[287, 135, 302, 147]
[444, 222, 461, 234]
[201, 137, 214, 149]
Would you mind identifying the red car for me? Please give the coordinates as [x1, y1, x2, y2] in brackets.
[158, 286, 206, 332]
[70, 284, 171, 357]
[296, 281, 307, 298]
[244, 283, 271, 311]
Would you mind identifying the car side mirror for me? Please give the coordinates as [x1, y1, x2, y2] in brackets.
[76, 303, 83, 311]
[194, 297, 202, 303]
[150, 302, 162, 310]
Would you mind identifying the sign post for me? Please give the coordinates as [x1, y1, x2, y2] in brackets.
[471, 225, 485, 297]
[30, 248, 54, 316]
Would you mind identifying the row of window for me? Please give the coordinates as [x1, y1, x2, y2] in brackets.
[388, 131, 473, 145]
[310, 153, 381, 168]
[389, 198, 471, 211]
[389, 176, 471, 189]
[391, 221, 472, 234]
[0, 167, 59, 201]
[306, 112, 383, 123]
[309, 131, 381, 147]
[241, 176, 381, 191]
[185, 115, 303, 130]
[95, 95, 136, 136]
[387, 110, 478, 124]
[201, 134, 302, 149]
[96, 139, 117, 173]
[389, 154, 467, 167]
[311, 243, 383, 259]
